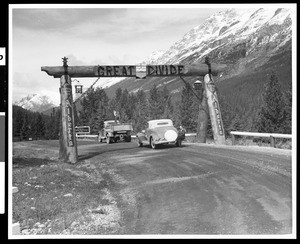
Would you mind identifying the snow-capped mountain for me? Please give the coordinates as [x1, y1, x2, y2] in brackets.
[142, 50, 166, 65]
[103, 7, 292, 98]
[146, 8, 291, 67]
[13, 94, 58, 113]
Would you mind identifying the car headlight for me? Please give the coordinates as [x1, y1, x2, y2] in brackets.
[164, 130, 178, 141]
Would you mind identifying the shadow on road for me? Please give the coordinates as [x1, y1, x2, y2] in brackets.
[77, 142, 190, 161]
[150, 144, 189, 150]
[78, 145, 141, 161]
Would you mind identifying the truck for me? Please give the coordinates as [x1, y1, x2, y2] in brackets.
[98, 120, 133, 144]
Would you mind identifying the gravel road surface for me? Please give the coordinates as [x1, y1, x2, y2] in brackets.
[77, 141, 292, 235]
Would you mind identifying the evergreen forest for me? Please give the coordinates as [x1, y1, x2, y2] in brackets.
[12, 73, 292, 142]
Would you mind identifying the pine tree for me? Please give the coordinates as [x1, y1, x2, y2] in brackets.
[119, 89, 131, 122]
[54, 108, 61, 140]
[13, 106, 24, 140]
[161, 86, 173, 119]
[20, 112, 30, 140]
[78, 87, 111, 133]
[91, 87, 110, 133]
[148, 85, 162, 119]
[79, 87, 99, 125]
[229, 115, 243, 132]
[282, 87, 292, 134]
[109, 88, 135, 122]
[32, 113, 45, 140]
[127, 93, 137, 121]
[133, 89, 149, 133]
[180, 82, 198, 132]
[94, 88, 110, 132]
[256, 72, 286, 133]
[73, 104, 81, 126]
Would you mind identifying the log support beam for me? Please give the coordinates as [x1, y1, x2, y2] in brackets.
[58, 58, 78, 164]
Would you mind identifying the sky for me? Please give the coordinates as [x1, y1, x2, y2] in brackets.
[10, 4, 228, 105]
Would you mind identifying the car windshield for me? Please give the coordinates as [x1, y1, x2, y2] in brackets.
[157, 122, 169, 126]
[148, 120, 173, 129]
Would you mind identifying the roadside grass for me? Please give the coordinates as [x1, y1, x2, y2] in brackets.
[229, 137, 292, 149]
[184, 135, 292, 149]
[12, 140, 120, 235]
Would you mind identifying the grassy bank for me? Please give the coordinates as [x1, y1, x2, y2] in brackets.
[12, 140, 121, 235]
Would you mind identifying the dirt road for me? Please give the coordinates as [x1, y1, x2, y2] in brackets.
[77, 141, 292, 235]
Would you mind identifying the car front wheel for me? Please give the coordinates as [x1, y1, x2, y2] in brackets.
[150, 137, 157, 149]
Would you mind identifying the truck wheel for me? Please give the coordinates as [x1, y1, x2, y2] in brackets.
[150, 137, 157, 149]
[125, 136, 132, 142]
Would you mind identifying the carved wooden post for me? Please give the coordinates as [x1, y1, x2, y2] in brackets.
[59, 57, 78, 163]
[203, 74, 226, 145]
[196, 83, 209, 143]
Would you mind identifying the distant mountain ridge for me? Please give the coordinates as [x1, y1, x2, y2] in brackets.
[13, 94, 58, 113]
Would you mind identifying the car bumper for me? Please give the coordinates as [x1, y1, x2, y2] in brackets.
[154, 139, 177, 145]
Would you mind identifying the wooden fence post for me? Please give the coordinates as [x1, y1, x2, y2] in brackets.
[270, 136, 275, 148]
[231, 133, 236, 145]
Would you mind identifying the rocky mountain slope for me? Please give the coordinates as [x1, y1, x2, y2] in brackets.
[104, 7, 292, 99]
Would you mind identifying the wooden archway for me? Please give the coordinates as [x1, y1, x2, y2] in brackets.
[42, 58, 226, 163]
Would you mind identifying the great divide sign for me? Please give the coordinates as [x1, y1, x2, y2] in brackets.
[41, 58, 226, 164]
[42, 63, 226, 78]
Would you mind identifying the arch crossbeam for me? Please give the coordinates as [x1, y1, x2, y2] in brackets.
[41, 63, 226, 78]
